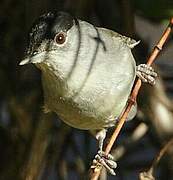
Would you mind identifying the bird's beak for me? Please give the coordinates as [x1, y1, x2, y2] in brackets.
[19, 57, 31, 65]
[19, 52, 47, 65]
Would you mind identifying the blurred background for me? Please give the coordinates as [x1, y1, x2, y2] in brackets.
[0, 0, 173, 179]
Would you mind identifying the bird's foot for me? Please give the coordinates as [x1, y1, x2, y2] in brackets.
[136, 64, 157, 85]
[91, 150, 117, 175]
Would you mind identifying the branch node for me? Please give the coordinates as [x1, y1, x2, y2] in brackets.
[155, 45, 162, 51]
[128, 96, 136, 105]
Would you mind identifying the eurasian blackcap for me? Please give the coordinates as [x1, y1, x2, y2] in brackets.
[20, 11, 157, 175]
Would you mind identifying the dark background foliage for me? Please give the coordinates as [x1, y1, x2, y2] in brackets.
[0, 0, 173, 179]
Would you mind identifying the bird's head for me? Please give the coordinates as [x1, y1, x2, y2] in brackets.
[20, 11, 81, 78]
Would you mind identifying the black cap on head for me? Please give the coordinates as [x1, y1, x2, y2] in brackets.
[28, 11, 75, 49]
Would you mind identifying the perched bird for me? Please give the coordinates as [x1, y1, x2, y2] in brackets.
[20, 11, 157, 175]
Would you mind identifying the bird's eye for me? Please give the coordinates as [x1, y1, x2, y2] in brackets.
[54, 32, 66, 45]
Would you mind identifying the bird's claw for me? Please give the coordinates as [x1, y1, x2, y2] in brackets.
[91, 150, 117, 175]
[136, 64, 157, 85]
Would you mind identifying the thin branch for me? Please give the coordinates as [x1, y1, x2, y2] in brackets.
[139, 138, 173, 180]
[90, 17, 173, 180]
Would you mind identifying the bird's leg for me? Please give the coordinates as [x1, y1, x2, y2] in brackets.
[136, 64, 157, 85]
[95, 128, 107, 151]
[91, 129, 117, 175]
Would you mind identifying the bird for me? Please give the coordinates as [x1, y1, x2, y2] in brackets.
[19, 11, 157, 175]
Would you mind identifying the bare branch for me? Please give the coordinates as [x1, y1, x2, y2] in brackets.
[139, 138, 173, 180]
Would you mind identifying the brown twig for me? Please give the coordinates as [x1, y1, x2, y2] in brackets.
[139, 138, 173, 180]
[90, 18, 173, 180]
[151, 138, 173, 173]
